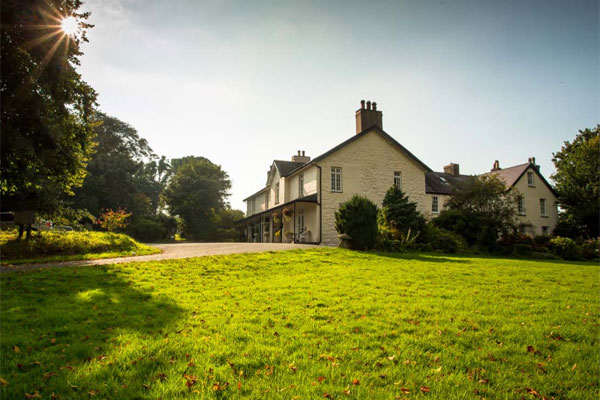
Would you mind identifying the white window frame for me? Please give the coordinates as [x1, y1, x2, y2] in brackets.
[331, 167, 342, 192]
[431, 196, 439, 213]
[517, 196, 526, 215]
[394, 171, 402, 190]
[275, 182, 280, 204]
[527, 171, 535, 187]
[298, 174, 304, 197]
[540, 198, 547, 217]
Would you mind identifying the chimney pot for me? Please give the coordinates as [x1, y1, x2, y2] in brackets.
[302, 150, 305, 156]
[360, 100, 365, 109]
[372, 102, 377, 111]
[491, 160, 500, 171]
[366, 100, 371, 110]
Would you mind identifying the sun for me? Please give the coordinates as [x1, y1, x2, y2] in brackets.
[60, 16, 78, 35]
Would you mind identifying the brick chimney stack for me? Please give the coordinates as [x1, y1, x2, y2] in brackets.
[355, 99, 383, 134]
[443, 163, 460, 176]
[292, 150, 310, 163]
[491, 160, 501, 171]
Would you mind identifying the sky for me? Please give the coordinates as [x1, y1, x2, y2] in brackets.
[78, 0, 599, 211]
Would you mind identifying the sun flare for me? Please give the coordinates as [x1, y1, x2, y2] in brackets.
[60, 16, 78, 35]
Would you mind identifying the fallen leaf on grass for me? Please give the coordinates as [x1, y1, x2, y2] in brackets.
[25, 392, 41, 399]
[237, 381, 242, 390]
[526, 388, 541, 398]
[352, 379, 359, 385]
[13, 346, 20, 353]
[323, 393, 333, 399]
[571, 363, 577, 371]
[317, 376, 326, 383]
[184, 374, 197, 388]
[478, 378, 489, 384]
[212, 382, 229, 391]
[43, 372, 57, 379]
[401, 387, 410, 394]
[420, 386, 430, 393]
[88, 389, 99, 396]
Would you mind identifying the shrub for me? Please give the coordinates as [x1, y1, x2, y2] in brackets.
[98, 208, 132, 232]
[580, 238, 599, 260]
[426, 225, 466, 253]
[515, 244, 533, 256]
[549, 236, 581, 260]
[379, 186, 426, 239]
[335, 195, 379, 250]
[432, 210, 479, 245]
[127, 214, 178, 243]
[1, 231, 148, 260]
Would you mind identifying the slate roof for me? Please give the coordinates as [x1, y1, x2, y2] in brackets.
[480, 163, 530, 188]
[481, 162, 558, 196]
[273, 160, 306, 177]
[426, 172, 472, 195]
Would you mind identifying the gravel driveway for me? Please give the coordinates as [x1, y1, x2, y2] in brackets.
[0, 242, 318, 273]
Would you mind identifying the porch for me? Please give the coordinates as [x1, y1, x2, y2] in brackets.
[235, 193, 320, 244]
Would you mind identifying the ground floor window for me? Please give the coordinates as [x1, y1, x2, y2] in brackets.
[542, 226, 549, 235]
[431, 196, 439, 213]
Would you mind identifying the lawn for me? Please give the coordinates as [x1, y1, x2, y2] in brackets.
[0, 248, 597, 399]
[0, 230, 160, 265]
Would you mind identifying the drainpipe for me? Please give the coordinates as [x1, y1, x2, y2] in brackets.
[316, 164, 322, 244]
[293, 202, 296, 243]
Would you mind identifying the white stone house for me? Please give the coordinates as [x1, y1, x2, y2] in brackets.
[236, 101, 558, 245]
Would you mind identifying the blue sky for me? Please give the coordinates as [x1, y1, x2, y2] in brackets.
[79, 0, 599, 211]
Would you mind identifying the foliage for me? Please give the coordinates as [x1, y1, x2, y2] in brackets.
[97, 209, 131, 232]
[548, 236, 581, 261]
[443, 175, 518, 249]
[70, 112, 165, 218]
[432, 209, 479, 246]
[424, 224, 467, 253]
[162, 157, 231, 241]
[334, 195, 379, 250]
[126, 214, 178, 243]
[1, 0, 97, 213]
[379, 186, 426, 239]
[551, 125, 600, 238]
[214, 208, 245, 242]
[1, 249, 598, 398]
[39, 204, 96, 231]
[0, 231, 158, 263]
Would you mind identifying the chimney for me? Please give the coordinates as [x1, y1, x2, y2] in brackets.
[528, 156, 539, 171]
[355, 99, 383, 134]
[491, 160, 501, 171]
[292, 150, 310, 163]
[443, 163, 460, 176]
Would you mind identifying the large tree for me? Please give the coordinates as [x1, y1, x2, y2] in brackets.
[70, 112, 161, 217]
[379, 185, 426, 237]
[551, 126, 599, 238]
[162, 157, 232, 240]
[1, 0, 97, 212]
[440, 175, 518, 249]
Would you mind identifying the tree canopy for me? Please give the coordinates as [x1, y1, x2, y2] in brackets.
[439, 175, 518, 248]
[379, 185, 426, 237]
[1, 0, 97, 212]
[551, 126, 599, 238]
[162, 157, 232, 240]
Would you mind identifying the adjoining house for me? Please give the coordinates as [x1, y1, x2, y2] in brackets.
[235, 101, 558, 245]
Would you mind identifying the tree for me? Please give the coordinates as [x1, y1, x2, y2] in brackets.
[69, 112, 161, 217]
[162, 157, 232, 240]
[379, 186, 426, 238]
[441, 175, 518, 249]
[1, 0, 97, 213]
[334, 195, 379, 250]
[551, 126, 600, 238]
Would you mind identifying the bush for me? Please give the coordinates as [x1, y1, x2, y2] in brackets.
[379, 186, 426, 239]
[580, 238, 599, 260]
[515, 244, 533, 256]
[432, 210, 479, 246]
[426, 225, 466, 253]
[549, 236, 581, 260]
[335, 195, 379, 250]
[127, 214, 178, 243]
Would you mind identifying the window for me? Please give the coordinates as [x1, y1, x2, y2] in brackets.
[540, 198, 547, 217]
[542, 226, 549, 236]
[298, 174, 304, 197]
[394, 171, 402, 190]
[527, 171, 534, 186]
[275, 182, 280, 204]
[265, 192, 269, 209]
[331, 167, 342, 192]
[432, 196, 439, 213]
[297, 209, 305, 232]
[517, 196, 526, 215]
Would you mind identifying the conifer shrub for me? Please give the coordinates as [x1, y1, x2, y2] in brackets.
[335, 195, 379, 250]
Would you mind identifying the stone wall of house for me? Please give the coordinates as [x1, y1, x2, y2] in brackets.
[317, 129, 429, 246]
[512, 166, 558, 235]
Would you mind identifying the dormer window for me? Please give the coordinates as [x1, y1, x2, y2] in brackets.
[527, 171, 534, 187]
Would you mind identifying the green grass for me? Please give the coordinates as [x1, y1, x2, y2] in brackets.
[0, 249, 597, 399]
[0, 231, 160, 265]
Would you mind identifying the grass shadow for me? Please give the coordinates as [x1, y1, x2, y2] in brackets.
[0, 264, 184, 398]
[369, 250, 472, 264]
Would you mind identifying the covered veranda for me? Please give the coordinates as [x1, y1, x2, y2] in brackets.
[234, 193, 320, 245]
